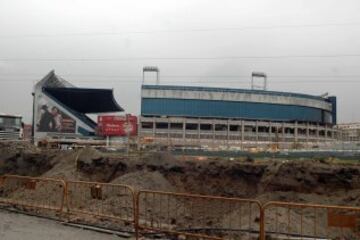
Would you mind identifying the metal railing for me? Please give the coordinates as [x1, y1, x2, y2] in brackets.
[66, 180, 136, 226]
[262, 201, 360, 240]
[136, 190, 262, 240]
[0, 175, 66, 212]
[1, 174, 360, 240]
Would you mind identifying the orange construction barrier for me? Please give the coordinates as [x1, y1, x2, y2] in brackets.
[0, 175, 66, 212]
[136, 190, 262, 240]
[66, 180, 136, 226]
[262, 201, 360, 240]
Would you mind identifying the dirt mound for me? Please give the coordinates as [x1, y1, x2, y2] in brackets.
[0, 142, 57, 176]
[141, 151, 177, 167]
[77, 147, 103, 164]
[263, 160, 360, 194]
[111, 170, 176, 192]
[0, 141, 39, 154]
[41, 150, 90, 181]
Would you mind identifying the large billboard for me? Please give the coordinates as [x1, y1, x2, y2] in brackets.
[97, 115, 137, 136]
[36, 95, 76, 133]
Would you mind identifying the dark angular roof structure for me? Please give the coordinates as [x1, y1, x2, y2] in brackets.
[36, 70, 123, 130]
[44, 87, 123, 113]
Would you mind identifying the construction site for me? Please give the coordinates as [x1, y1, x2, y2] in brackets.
[0, 138, 360, 240]
[0, 68, 359, 240]
[2, 1, 360, 239]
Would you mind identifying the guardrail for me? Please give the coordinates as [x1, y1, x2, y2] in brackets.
[0, 175, 360, 240]
[136, 190, 262, 240]
[66, 180, 136, 226]
[0, 175, 66, 212]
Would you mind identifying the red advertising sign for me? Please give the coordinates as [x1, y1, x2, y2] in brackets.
[97, 115, 137, 136]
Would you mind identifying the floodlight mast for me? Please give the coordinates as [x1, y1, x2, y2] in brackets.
[142, 66, 160, 85]
[251, 72, 267, 90]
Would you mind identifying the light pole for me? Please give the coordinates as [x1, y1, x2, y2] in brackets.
[142, 66, 160, 85]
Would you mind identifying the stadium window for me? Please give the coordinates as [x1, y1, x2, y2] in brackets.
[186, 123, 198, 130]
[170, 123, 183, 130]
[215, 124, 227, 131]
[141, 122, 154, 129]
[229, 125, 239, 131]
[156, 122, 168, 129]
[200, 124, 212, 131]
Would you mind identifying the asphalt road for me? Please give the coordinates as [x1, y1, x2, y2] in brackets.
[0, 210, 127, 240]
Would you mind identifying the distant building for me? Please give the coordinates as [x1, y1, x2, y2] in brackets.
[0, 113, 22, 140]
[336, 123, 360, 141]
[32, 70, 123, 142]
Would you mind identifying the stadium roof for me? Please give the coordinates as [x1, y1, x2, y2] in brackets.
[141, 84, 329, 101]
[44, 87, 123, 113]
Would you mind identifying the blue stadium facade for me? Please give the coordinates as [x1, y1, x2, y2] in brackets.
[141, 85, 336, 125]
[139, 84, 338, 146]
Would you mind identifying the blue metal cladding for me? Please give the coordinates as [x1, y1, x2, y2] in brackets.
[141, 98, 328, 123]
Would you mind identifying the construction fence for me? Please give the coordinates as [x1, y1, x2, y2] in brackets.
[0, 174, 360, 240]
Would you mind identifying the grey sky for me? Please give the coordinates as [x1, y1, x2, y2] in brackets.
[0, 0, 359, 123]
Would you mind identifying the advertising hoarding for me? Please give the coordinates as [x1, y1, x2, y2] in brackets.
[36, 95, 76, 133]
[97, 115, 137, 136]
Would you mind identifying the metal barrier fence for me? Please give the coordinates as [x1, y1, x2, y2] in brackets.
[66, 180, 136, 226]
[136, 190, 262, 240]
[2, 174, 360, 240]
[263, 201, 360, 240]
[0, 175, 66, 212]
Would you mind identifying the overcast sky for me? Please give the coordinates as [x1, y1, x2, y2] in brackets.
[0, 0, 359, 123]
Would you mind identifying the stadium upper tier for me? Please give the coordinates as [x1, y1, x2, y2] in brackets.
[141, 85, 337, 125]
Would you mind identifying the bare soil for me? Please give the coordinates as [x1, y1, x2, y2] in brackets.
[1, 142, 360, 239]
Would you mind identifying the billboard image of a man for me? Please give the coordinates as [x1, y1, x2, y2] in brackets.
[36, 96, 76, 133]
[37, 105, 56, 132]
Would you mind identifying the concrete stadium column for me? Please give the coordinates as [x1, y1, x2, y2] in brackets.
[306, 122, 309, 142]
[268, 121, 272, 142]
[197, 118, 200, 140]
[325, 124, 328, 140]
[241, 120, 245, 149]
[167, 118, 170, 146]
[227, 120, 230, 147]
[255, 120, 259, 142]
[316, 123, 320, 140]
[152, 117, 156, 137]
[212, 120, 215, 141]
[183, 119, 186, 142]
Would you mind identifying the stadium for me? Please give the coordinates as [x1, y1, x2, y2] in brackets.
[139, 84, 338, 148]
[32, 71, 123, 143]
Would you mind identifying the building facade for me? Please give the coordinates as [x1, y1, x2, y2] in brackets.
[0, 114, 22, 140]
[336, 123, 360, 141]
[139, 85, 338, 148]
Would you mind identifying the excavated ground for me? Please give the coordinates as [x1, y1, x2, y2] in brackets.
[1, 142, 360, 205]
[1, 142, 360, 239]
